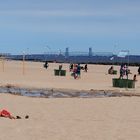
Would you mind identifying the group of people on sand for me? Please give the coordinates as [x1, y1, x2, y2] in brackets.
[119, 64, 131, 79]
[108, 64, 140, 81]
[119, 64, 138, 81]
[43, 61, 88, 79]
[69, 63, 88, 79]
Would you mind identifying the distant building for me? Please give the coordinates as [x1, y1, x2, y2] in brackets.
[65, 47, 69, 57]
[89, 48, 92, 57]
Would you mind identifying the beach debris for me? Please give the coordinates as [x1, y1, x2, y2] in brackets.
[0, 85, 138, 98]
[25, 115, 29, 119]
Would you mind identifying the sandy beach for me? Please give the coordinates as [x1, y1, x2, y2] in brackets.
[1, 60, 140, 140]
[0, 60, 140, 92]
[1, 94, 140, 140]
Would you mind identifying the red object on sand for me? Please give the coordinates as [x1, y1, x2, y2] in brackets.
[0, 109, 11, 118]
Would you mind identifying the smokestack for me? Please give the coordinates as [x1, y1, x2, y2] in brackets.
[89, 47, 92, 57]
[65, 47, 69, 57]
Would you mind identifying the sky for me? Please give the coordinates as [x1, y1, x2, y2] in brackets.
[0, 0, 140, 55]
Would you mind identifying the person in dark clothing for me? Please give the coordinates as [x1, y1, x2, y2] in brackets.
[138, 66, 140, 75]
[108, 66, 114, 74]
[125, 67, 129, 79]
[69, 63, 73, 72]
[44, 61, 49, 69]
[84, 64, 88, 72]
[76, 64, 81, 78]
[59, 64, 63, 70]
[133, 74, 137, 81]
[119, 67, 124, 79]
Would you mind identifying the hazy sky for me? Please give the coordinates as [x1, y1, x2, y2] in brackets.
[0, 0, 140, 55]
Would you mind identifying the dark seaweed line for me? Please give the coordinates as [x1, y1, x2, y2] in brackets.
[0, 86, 124, 98]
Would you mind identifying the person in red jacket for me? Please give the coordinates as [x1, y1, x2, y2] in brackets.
[0, 109, 29, 119]
[0, 109, 15, 119]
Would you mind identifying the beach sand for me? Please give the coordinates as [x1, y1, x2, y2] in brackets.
[1, 94, 140, 140]
[0, 60, 140, 140]
[0, 60, 140, 92]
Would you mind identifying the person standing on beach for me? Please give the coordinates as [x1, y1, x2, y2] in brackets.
[138, 66, 140, 75]
[69, 63, 73, 72]
[76, 64, 81, 78]
[73, 64, 77, 79]
[84, 64, 88, 72]
[125, 67, 129, 79]
[44, 61, 49, 69]
[119, 66, 124, 79]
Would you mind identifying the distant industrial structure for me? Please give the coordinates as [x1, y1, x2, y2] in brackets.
[6, 47, 140, 65]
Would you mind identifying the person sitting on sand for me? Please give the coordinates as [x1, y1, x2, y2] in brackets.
[59, 64, 63, 70]
[108, 66, 114, 74]
[0, 109, 29, 119]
